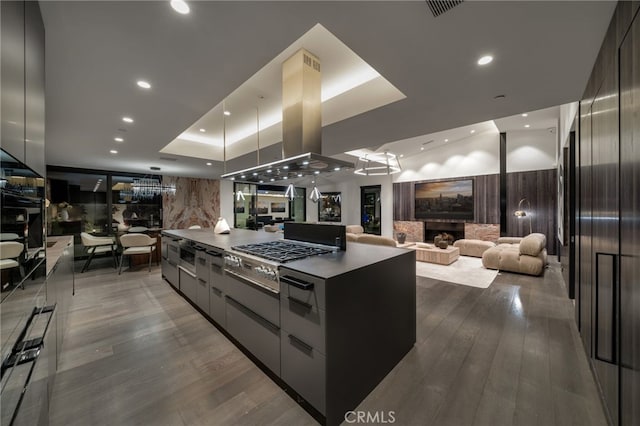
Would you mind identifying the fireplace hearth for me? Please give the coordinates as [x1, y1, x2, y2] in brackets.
[424, 221, 465, 243]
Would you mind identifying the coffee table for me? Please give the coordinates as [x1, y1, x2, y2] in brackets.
[412, 245, 460, 265]
[396, 242, 416, 248]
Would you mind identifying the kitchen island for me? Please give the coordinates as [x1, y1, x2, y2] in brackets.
[162, 227, 416, 426]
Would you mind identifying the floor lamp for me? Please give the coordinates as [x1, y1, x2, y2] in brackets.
[514, 198, 533, 235]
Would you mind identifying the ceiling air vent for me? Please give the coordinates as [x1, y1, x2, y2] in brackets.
[425, 0, 464, 17]
[159, 157, 177, 162]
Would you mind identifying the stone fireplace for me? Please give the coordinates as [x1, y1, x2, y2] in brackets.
[424, 221, 466, 243]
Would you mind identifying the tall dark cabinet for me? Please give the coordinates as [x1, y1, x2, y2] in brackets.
[574, 3, 640, 426]
[619, 8, 640, 426]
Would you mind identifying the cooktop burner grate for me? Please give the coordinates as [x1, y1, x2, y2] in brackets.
[232, 240, 335, 263]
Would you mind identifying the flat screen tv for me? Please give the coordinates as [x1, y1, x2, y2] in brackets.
[415, 179, 474, 220]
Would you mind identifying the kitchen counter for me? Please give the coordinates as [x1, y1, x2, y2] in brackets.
[162, 228, 282, 251]
[162, 228, 412, 279]
[161, 226, 416, 426]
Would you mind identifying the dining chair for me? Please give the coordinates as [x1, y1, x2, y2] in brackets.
[80, 232, 117, 273]
[118, 233, 157, 275]
[0, 241, 24, 289]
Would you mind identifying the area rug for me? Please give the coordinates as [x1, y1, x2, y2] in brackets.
[415, 256, 498, 288]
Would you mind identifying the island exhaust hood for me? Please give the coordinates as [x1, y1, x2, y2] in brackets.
[221, 49, 354, 183]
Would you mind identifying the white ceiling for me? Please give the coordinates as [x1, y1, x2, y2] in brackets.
[40, 1, 615, 179]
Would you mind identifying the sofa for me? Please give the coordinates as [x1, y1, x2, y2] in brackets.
[481, 233, 548, 276]
[345, 225, 398, 247]
[452, 239, 495, 257]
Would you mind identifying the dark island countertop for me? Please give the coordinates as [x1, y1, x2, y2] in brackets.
[162, 228, 414, 279]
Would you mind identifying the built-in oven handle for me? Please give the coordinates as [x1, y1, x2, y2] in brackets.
[206, 250, 223, 257]
[178, 265, 197, 278]
[194, 245, 206, 251]
[281, 275, 314, 291]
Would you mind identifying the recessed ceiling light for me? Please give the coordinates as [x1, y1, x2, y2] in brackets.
[170, 0, 190, 14]
[270, 178, 275, 182]
[399, 154, 404, 158]
[524, 124, 530, 128]
[259, 180, 264, 183]
[230, 177, 235, 181]
[283, 165, 289, 170]
[302, 161, 309, 166]
[206, 162, 212, 166]
[444, 139, 449, 142]
[297, 173, 303, 177]
[240, 175, 246, 179]
[110, 150, 118, 154]
[283, 176, 288, 180]
[223, 111, 231, 116]
[136, 80, 151, 89]
[267, 169, 272, 173]
[521, 113, 528, 117]
[334, 167, 340, 171]
[314, 171, 320, 175]
[470, 130, 476, 134]
[420, 147, 425, 151]
[199, 128, 206, 133]
[122, 117, 134, 123]
[114, 137, 124, 142]
[477, 55, 493, 65]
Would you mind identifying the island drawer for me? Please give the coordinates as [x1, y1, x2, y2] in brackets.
[281, 297, 326, 354]
[281, 333, 326, 415]
[195, 249, 209, 282]
[209, 284, 225, 327]
[179, 267, 197, 302]
[279, 268, 325, 310]
[196, 276, 209, 313]
[224, 272, 280, 326]
[162, 258, 178, 289]
[226, 297, 280, 376]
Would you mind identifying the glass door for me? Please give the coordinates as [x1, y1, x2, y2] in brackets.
[361, 185, 381, 235]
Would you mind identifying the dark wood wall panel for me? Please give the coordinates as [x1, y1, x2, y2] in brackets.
[505, 170, 557, 255]
[475, 174, 500, 224]
[392, 182, 413, 221]
[393, 174, 500, 223]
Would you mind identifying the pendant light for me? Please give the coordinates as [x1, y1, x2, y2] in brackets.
[285, 183, 297, 201]
[235, 189, 245, 201]
[309, 179, 322, 203]
[354, 150, 401, 176]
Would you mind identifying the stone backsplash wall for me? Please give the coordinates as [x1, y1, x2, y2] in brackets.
[464, 223, 500, 241]
[393, 221, 499, 243]
[393, 221, 424, 242]
[162, 176, 220, 229]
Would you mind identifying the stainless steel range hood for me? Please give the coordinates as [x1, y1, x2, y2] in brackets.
[221, 49, 354, 183]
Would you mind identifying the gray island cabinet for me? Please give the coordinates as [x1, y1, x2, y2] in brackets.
[161, 228, 416, 426]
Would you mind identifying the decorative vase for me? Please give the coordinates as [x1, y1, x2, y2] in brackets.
[438, 240, 449, 249]
[60, 209, 69, 221]
[397, 232, 407, 244]
[434, 235, 442, 245]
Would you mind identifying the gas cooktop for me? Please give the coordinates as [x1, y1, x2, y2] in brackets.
[231, 240, 335, 263]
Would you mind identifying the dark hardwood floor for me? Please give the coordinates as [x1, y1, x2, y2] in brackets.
[49, 258, 606, 426]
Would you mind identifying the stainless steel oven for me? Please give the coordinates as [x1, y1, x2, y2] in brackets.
[179, 240, 196, 273]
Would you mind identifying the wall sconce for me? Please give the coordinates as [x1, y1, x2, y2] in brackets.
[514, 198, 532, 235]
